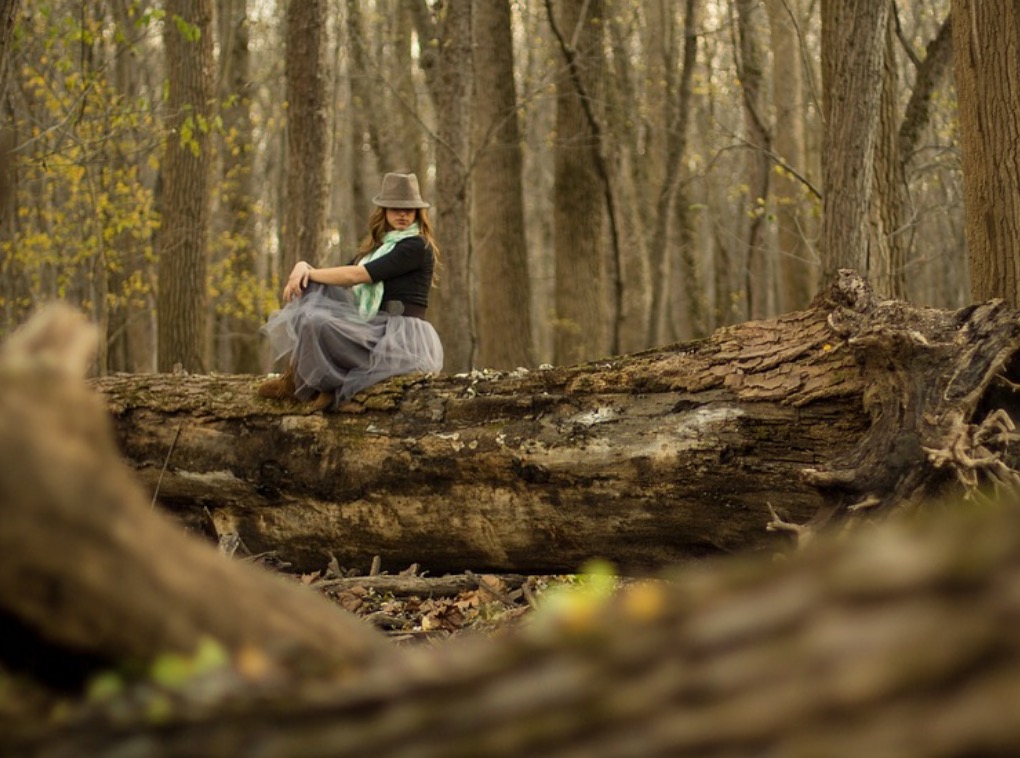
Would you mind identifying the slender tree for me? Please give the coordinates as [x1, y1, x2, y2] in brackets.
[0, 0, 16, 226]
[0, 0, 17, 334]
[765, 0, 814, 312]
[548, 0, 608, 366]
[0, 0, 17, 103]
[896, 12, 954, 301]
[471, 0, 535, 370]
[819, 0, 891, 280]
[157, 0, 215, 372]
[411, 0, 474, 372]
[736, 0, 773, 319]
[952, 0, 1020, 306]
[867, 9, 905, 298]
[520, 5, 557, 362]
[648, 0, 703, 344]
[281, 0, 332, 277]
[343, 0, 382, 231]
[105, 0, 158, 373]
[214, 0, 261, 373]
[602, 11, 650, 354]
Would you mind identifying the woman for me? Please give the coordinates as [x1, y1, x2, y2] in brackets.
[258, 172, 443, 410]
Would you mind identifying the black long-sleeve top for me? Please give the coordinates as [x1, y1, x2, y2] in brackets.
[361, 237, 434, 308]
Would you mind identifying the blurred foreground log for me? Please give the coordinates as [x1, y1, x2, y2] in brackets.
[91, 272, 1020, 574]
[12, 495, 1020, 755]
[0, 306, 384, 684]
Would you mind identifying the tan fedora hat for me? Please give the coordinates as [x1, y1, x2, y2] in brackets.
[372, 172, 430, 209]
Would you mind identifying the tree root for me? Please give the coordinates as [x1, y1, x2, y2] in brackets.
[925, 409, 1020, 497]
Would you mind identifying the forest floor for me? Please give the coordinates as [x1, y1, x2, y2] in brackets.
[272, 553, 570, 643]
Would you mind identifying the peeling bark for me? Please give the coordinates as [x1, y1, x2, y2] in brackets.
[91, 272, 1020, 575]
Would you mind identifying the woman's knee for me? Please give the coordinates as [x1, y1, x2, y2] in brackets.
[297, 308, 330, 338]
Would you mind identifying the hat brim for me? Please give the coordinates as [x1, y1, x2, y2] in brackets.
[372, 196, 430, 209]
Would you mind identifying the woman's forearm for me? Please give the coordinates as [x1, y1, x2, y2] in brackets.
[282, 261, 373, 302]
[307, 263, 372, 287]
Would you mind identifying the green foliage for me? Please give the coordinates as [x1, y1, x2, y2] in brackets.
[209, 243, 279, 321]
[171, 14, 201, 44]
[2, 7, 161, 335]
[149, 637, 229, 689]
[528, 559, 619, 635]
[85, 670, 124, 702]
[2, 2, 273, 358]
[81, 637, 232, 726]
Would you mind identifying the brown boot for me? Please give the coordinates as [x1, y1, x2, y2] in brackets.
[309, 391, 334, 412]
[257, 365, 296, 400]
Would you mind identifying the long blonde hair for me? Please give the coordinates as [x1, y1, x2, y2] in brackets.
[356, 207, 441, 285]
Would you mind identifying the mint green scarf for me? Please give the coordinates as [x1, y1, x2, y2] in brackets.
[352, 223, 421, 319]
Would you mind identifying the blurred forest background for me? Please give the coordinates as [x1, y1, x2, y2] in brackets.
[0, 0, 963, 376]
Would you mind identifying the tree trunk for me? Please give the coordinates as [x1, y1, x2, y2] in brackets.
[91, 272, 1020, 577]
[820, 0, 891, 280]
[549, 0, 609, 365]
[343, 0, 382, 231]
[668, 0, 706, 342]
[736, 0, 773, 320]
[281, 0, 332, 275]
[413, 0, 474, 372]
[156, 0, 214, 373]
[647, 0, 703, 344]
[471, 0, 536, 370]
[952, 0, 1020, 307]
[766, 0, 813, 313]
[867, 9, 905, 299]
[897, 11, 953, 303]
[604, 13, 651, 355]
[214, 0, 262, 374]
[0, 0, 17, 104]
[106, 0, 158, 374]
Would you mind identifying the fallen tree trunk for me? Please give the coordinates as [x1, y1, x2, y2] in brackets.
[91, 272, 1020, 574]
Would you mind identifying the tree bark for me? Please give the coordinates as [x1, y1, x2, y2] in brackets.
[867, 9, 905, 299]
[0, 0, 17, 104]
[157, 0, 214, 372]
[820, 0, 891, 280]
[214, 0, 262, 374]
[766, 0, 813, 313]
[412, 0, 474, 372]
[952, 0, 1020, 307]
[548, 0, 610, 365]
[471, 0, 536, 371]
[736, 0, 773, 320]
[281, 0, 332, 275]
[92, 272, 1020, 577]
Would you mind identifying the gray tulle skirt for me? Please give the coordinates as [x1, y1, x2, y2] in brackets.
[261, 283, 443, 404]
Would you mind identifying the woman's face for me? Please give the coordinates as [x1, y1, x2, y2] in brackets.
[385, 207, 417, 231]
